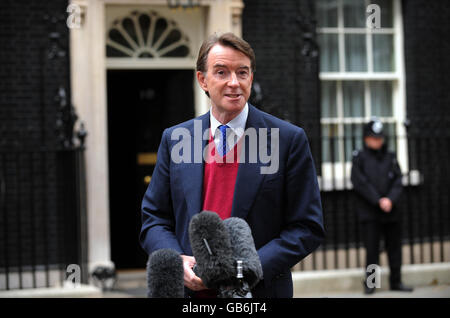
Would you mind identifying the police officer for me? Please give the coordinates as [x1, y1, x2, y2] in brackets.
[351, 118, 413, 294]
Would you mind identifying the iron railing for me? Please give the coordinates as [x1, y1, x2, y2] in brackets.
[294, 130, 450, 271]
[0, 141, 88, 290]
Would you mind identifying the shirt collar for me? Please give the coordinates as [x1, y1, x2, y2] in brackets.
[209, 103, 248, 139]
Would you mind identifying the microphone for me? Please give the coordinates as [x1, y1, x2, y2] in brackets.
[147, 248, 184, 298]
[223, 217, 263, 290]
[188, 211, 236, 290]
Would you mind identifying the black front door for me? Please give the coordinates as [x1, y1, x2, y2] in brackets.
[107, 69, 195, 269]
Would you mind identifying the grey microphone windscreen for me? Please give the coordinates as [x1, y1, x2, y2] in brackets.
[147, 248, 184, 298]
[188, 211, 235, 289]
[223, 217, 263, 289]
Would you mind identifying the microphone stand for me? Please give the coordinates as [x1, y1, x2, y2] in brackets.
[218, 260, 252, 298]
[194, 236, 253, 298]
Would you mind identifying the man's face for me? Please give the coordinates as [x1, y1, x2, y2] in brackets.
[197, 44, 253, 118]
[364, 136, 385, 150]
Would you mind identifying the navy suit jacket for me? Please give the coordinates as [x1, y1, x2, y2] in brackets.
[140, 104, 325, 298]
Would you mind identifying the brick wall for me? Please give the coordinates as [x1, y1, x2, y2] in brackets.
[402, 0, 450, 246]
[0, 0, 74, 272]
[242, 0, 322, 169]
[0, 1, 71, 149]
[402, 0, 450, 136]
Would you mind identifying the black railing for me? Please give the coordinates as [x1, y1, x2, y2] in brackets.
[294, 130, 450, 271]
[0, 142, 88, 290]
[1, 123, 448, 287]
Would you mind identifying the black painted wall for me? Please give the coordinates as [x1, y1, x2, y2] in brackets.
[242, 0, 322, 170]
[402, 0, 450, 135]
[401, 0, 450, 250]
[0, 0, 74, 271]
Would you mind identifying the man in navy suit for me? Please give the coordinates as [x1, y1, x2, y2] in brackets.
[140, 32, 324, 298]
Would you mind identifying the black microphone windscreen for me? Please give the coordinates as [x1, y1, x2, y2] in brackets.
[189, 211, 235, 289]
[223, 217, 263, 289]
[147, 248, 184, 298]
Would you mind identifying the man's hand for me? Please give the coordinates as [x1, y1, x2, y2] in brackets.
[379, 197, 393, 213]
[180, 255, 207, 291]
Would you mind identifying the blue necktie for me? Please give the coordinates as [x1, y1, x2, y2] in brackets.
[219, 125, 229, 156]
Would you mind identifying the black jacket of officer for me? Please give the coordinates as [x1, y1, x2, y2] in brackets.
[351, 121, 403, 223]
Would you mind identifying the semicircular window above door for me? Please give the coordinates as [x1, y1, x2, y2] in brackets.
[106, 10, 191, 58]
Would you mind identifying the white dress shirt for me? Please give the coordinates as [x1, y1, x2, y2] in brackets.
[209, 103, 248, 154]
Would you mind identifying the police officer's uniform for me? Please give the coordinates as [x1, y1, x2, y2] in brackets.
[351, 119, 413, 293]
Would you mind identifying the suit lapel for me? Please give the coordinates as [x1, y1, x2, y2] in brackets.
[231, 105, 269, 219]
[181, 112, 210, 218]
